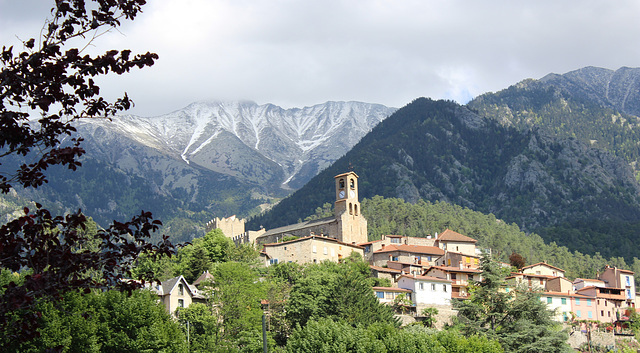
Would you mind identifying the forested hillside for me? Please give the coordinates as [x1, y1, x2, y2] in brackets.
[248, 98, 640, 263]
[467, 66, 640, 260]
[361, 196, 635, 280]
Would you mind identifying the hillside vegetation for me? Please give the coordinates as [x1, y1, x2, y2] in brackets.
[361, 196, 636, 282]
[248, 97, 640, 262]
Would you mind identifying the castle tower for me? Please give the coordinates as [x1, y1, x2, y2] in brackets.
[334, 172, 368, 244]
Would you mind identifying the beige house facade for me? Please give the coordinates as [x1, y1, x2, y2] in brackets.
[149, 275, 205, 315]
[521, 262, 566, 278]
[261, 235, 364, 266]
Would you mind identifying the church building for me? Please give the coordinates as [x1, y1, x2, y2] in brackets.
[255, 171, 368, 265]
[254, 171, 368, 245]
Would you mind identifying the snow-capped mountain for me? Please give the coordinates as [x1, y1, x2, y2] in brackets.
[76, 100, 396, 190]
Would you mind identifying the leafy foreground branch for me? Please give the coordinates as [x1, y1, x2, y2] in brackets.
[0, 0, 176, 345]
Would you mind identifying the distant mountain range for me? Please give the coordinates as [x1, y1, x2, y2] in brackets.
[6, 66, 640, 260]
[4, 101, 395, 241]
[249, 67, 640, 261]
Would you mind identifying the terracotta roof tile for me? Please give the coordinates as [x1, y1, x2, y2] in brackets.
[373, 244, 444, 256]
[436, 229, 477, 243]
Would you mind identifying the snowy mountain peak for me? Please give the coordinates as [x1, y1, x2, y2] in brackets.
[78, 101, 396, 190]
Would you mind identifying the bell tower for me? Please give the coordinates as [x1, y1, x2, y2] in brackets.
[334, 172, 367, 244]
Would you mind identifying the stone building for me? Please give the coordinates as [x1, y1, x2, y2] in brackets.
[255, 171, 368, 245]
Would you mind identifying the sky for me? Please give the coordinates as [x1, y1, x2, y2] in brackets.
[1, 0, 639, 117]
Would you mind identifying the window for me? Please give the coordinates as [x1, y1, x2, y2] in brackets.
[601, 310, 604, 317]
[312, 245, 317, 253]
[443, 284, 447, 292]
[349, 203, 353, 215]
[419, 283, 424, 290]
[575, 298, 581, 305]
[376, 291, 384, 299]
[588, 311, 592, 319]
[539, 279, 544, 285]
[576, 310, 581, 318]
[392, 256, 399, 262]
[605, 301, 607, 306]
[350, 179, 355, 189]
[270, 259, 278, 265]
[427, 256, 432, 261]
[324, 247, 328, 255]
[563, 312, 568, 322]
[354, 205, 358, 215]
[390, 237, 400, 244]
[547, 297, 552, 304]
[451, 274, 457, 280]
[627, 289, 632, 299]
[284, 246, 287, 250]
[626, 276, 631, 286]
[431, 284, 436, 291]
[178, 299, 184, 308]
[587, 299, 592, 307]
[561, 298, 567, 305]
[179, 284, 184, 295]
[608, 311, 611, 317]
[339, 178, 345, 189]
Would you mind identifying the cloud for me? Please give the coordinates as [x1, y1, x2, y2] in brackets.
[2, 0, 640, 116]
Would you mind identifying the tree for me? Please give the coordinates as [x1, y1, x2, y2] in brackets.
[454, 254, 570, 353]
[211, 261, 265, 340]
[0, 0, 175, 342]
[176, 303, 219, 353]
[285, 256, 397, 329]
[421, 307, 439, 328]
[509, 252, 526, 269]
[2, 290, 187, 353]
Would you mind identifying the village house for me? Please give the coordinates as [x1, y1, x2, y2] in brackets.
[360, 234, 436, 261]
[598, 266, 636, 308]
[373, 286, 413, 305]
[424, 265, 482, 299]
[546, 276, 574, 293]
[397, 274, 452, 307]
[148, 275, 206, 315]
[260, 235, 364, 266]
[573, 278, 606, 291]
[370, 265, 403, 284]
[434, 229, 478, 256]
[370, 244, 444, 270]
[521, 262, 566, 278]
[506, 272, 555, 291]
[541, 292, 577, 322]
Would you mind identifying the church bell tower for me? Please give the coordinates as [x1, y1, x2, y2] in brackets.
[334, 172, 367, 244]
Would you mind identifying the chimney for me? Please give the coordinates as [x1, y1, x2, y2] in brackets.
[434, 232, 438, 239]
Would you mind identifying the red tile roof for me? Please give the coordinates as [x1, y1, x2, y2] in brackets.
[372, 286, 411, 292]
[370, 265, 403, 274]
[521, 262, 566, 273]
[427, 265, 482, 274]
[399, 274, 452, 283]
[373, 244, 444, 256]
[436, 229, 477, 243]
